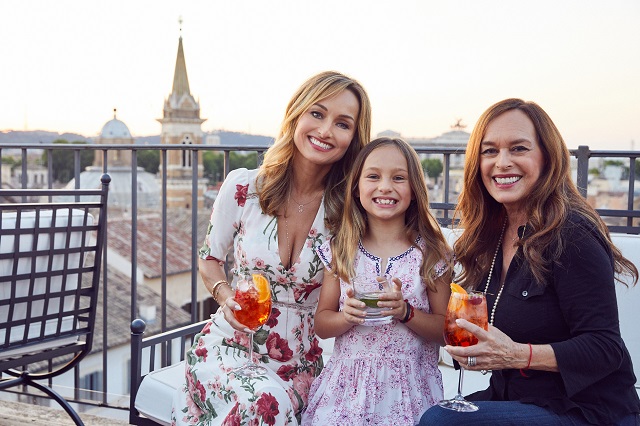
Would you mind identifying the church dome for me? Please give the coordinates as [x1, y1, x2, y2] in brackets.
[100, 111, 131, 139]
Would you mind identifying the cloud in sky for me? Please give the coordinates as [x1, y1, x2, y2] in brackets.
[1, 0, 639, 150]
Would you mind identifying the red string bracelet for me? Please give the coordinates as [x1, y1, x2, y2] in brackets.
[520, 343, 532, 378]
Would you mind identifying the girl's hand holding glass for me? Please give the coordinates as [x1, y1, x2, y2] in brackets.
[376, 277, 407, 320]
[342, 286, 368, 325]
[349, 276, 399, 326]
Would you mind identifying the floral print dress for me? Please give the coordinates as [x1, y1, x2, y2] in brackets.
[172, 168, 327, 426]
[301, 237, 446, 426]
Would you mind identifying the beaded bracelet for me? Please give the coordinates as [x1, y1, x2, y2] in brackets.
[399, 300, 415, 323]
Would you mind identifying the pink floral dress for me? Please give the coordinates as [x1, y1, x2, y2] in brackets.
[301, 238, 446, 426]
[172, 168, 327, 426]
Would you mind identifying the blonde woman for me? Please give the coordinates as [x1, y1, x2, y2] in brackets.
[172, 71, 371, 425]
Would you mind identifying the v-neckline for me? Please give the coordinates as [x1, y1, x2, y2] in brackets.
[278, 197, 324, 272]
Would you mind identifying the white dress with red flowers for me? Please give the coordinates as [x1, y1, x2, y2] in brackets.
[301, 238, 446, 426]
[172, 168, 327, 426]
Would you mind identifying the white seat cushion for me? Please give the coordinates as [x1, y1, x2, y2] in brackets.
[135, 362, 184, 426]
[0, 209, 91, 359]
[611, 233, 640, 393]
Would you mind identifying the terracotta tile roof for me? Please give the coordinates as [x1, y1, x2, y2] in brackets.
[107, 212, 210, 278]
[93, 264, 193, 351]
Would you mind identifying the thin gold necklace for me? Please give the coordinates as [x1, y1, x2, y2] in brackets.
[289, 188, 322, 213]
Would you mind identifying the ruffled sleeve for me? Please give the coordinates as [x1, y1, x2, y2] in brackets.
[315, 239, 333, 272]
[198, 168, 253, 261]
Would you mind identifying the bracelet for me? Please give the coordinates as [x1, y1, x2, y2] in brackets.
[213, 281, 229, 303]
[400, 300, 414, 323]
[210, 280, 228, 303]
[520, 343, 532, 378]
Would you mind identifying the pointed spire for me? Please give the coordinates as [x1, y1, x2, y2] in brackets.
[171, 19, 191, 98]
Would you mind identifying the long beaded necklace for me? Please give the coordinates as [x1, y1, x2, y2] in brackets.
[483, 218, 507, 326]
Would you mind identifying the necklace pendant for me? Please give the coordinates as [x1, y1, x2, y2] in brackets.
[297, 204, 304, 213]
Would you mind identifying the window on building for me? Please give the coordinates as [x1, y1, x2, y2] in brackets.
[79, 371, 103, 401]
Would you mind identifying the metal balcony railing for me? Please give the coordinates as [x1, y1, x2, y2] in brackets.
[0, 142, 639, 417]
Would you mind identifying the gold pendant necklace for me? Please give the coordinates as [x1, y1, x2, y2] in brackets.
[289, 189, 322, 213]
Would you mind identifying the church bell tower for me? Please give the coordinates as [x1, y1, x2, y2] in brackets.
[157, 22, 207, 209]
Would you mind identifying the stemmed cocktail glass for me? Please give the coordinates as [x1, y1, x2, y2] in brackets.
[438, 284, 488, 412]
[233, 273, 272, 377]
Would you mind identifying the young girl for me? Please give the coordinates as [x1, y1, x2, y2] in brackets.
[302, 137, 452, 425]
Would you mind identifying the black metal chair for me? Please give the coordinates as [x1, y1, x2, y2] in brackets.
[0, 174, 110, 426]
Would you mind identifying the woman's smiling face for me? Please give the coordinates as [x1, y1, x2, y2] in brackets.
[292, 89, 360, 169]
[479, 109, 545, 213]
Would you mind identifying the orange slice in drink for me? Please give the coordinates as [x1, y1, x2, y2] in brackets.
[252, 274, 271, 302]
[450, 282, 467, 294]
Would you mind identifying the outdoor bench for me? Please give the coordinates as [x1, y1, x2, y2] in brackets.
[129, 231, 640, 425]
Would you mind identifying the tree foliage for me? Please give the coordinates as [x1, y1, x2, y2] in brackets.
[422, 158, 443, 181]
[41, 139, 94, 184]
[138, 150, 160, 174]
[202, 151, 259, 184]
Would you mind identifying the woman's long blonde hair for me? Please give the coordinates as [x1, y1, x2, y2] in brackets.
[454, 98, 638, 288]
[256, 71, 371, 232]
[330, 137, 450, 291]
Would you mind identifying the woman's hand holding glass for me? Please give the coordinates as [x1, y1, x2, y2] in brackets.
[231, 273, 272, 378]
[217, 288, 254, 333]
[438, 286, 488, 412]
[445, 319, 526, 372]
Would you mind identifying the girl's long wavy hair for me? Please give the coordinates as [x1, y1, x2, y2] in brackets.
[330, 137, 451, 292]
[256, 71, 371, 232]
[454, 98, 638, 288]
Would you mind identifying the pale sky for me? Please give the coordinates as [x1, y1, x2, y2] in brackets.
[1, 0, 639, 150]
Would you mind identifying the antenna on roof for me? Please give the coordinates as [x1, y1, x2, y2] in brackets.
[451, 118, 466, 131]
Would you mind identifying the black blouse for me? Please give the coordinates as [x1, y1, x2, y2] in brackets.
[469, 214, 640, 424]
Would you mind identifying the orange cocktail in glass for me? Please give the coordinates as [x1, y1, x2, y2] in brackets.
[439, 284, 488, 412]
[234, 285, 272, 331]
[443, 290, 488, 347]
[233, 273, 272, 377]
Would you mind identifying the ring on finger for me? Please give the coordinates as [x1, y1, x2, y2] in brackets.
[467, 356, 477, 367]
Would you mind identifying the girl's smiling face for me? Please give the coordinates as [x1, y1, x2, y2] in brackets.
[357, 145, 413, 224]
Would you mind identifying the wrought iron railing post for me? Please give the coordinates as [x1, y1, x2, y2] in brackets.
[575, 145, 590, 198]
